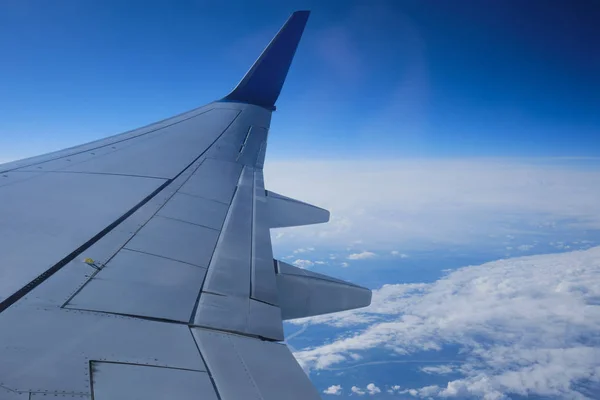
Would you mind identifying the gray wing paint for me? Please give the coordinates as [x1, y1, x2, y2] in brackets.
[0, 11, 371, 399]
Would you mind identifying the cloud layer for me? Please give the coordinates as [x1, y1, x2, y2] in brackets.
[266, 159, 600, 250]
[292, 247, 600, 399]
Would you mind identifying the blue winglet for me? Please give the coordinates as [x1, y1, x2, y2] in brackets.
[221, 11, 310, 110]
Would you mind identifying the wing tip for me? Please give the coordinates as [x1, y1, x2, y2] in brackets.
[221, 10, 311, 110]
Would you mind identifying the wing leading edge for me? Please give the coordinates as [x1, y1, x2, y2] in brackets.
[0, 11, 371, 400]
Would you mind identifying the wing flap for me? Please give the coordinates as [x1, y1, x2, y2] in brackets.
[276, 260, 372, 319]
[266, 190, 330, 228]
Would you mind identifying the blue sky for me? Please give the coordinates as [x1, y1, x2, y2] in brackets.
[1, 0, 599, 161]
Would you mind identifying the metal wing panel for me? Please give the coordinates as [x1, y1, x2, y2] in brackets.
[204, 107, 272, 163]
[0, 172, 165, 303]
[251, 170, 279, 306]
[178, 158, 243, 204]
[266, 190, 330, 228]
[0, 305, 207, 394]
[238, 126, 269, 166]
[156, 192, 229, 230]
[64, 249, 207, 322]
[200, 166, 254, 298]
[276, 260, 372, 320]
[91, 362, 218, 400]
[123, 216, 220, 267]
[192, 328, 321, 400]
[193, 161, 284, 340]
[56, 108, 240, 179]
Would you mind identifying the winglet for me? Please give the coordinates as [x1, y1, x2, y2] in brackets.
[221, 11, 310, 110]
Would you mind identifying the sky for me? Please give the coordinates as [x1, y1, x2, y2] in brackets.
[1, 0, 600, 161]
[2, 1, 600, 399]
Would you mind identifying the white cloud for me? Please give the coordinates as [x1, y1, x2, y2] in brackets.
[340, 262, 349, 268]
[366, 383, 381, 395]
[551, 241, 572, 250]
[293, 259, 314, 269]
[347, 251, 376, 260]
[351, 386, 365, 396]
[391, 250, 409, 258]
[347, 384, 381, 396]
[293, 247, 600, 399]
[315, 261, 326, 265]
[264, 160, 600, 250]
[517, 244, 534, 251]
[323, 385, 342, 395]
[420, 365, 456, 375]
[387, 385, 402, 394]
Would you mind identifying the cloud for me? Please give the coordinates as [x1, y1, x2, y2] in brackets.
[366, 383, 381, 395]
[517, 244, 534, 251]
[420, 365, 456, 375]
[293, 247, 600, 399]
[387, 385, 402, 394]
[293, 259, 314, 269]
[391, 250, 408, 258]
[347, 251, 376, 260]
[340, 262, 349, 268]
[323, 385, 342, 395]
[347, 384, 381, 396]
[351, 386, 365, 396]
[293, 248, 314, 254]
[264, 160, 600, 250]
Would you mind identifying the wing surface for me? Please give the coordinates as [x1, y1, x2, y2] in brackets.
[0, 11, 371, 399]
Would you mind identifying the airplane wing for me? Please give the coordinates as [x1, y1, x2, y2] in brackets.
[0, 11, 371, 400]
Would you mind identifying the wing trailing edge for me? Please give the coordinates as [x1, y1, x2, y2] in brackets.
[221, 10, 310, 110]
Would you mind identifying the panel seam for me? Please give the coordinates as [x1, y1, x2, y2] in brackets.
[15, 170, 169, 180]
[188, 329, 223, 400]
[90, 359, 206, 373]
[152, 215, 221, 232]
